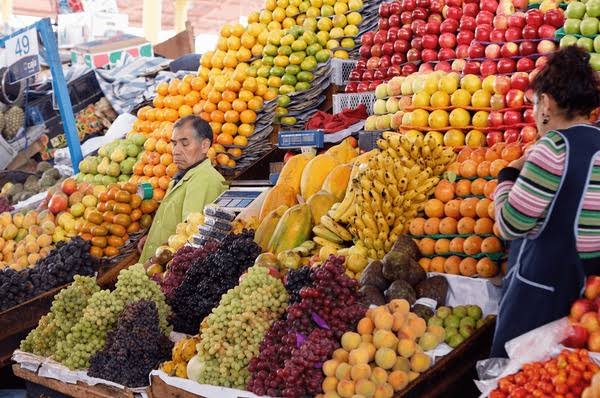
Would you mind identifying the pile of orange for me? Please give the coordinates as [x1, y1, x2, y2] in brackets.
[408, 144, 518, 278]
[77, 183, 157, 258]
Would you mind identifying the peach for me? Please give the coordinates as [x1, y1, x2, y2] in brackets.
[375, 348, 397, 370]
[333, 348, 349, 362]
[323, 359, 340, 377]
[392, 312, 406, 332]
[427, 325, 446, 342]
[357, 318, 374, 335]
[323, 392, 341, 398]
[393, 357, 411, 372]
[408, 371, 420, 382]
[322, 376, 338, 392]
[370, 367, 388, 385]
[410, 353, 431, 373]
[355, 379, 376, 397]
[373, 330, 398, 349]
[362, 334, 373, 343]
[388, 299, 410, 314]
[409, 317, 427, 338]
[397, 338, 416, 358]
[342, 332, 362, 351]
[337, 379, 355, 398]
[351, 363, 372, 381]
[349, 347, 370, 365]
[418, 332, 440, 351]
[373, 311, 394, 331]
[388, 370, 409, 391]
[335, 363, 352, 380]
[399, 324, 418, 341]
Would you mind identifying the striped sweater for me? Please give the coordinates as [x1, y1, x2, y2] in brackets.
[494, 130, 600, 260]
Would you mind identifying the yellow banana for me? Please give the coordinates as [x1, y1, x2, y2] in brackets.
[398, 177, 408, 192]
[374, 238, 384, 251]
[377, 138, 389, 150]
[363, 237, 374, 249]
[359, 174, 373, 190]
[377, 249, 386, 259]
[313, 236, 343, 249]
[313, 225, 344, 244]
[382, 199, 392, 215]
[370, 190, 382, 210]
[387, 147, 400, 160]
[376, 213, 389, 235]
[384, 239, 393, 252]
[368, 248, 378, 259]
[321, 215, 353, 241]
[385, 211, 396, 227]
[362, 213, 378, 233]
[373, 179, 386, 194]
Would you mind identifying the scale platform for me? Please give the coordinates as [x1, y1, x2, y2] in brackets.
[212, 187, 269, 213]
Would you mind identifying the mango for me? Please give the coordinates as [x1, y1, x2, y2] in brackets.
[307, 190, 336, 225]
[259, 183, 297, 222]
[300, 154, 339, 200]
[277, 152, 314, 194]
[267, 204, 312, 254]
[326, 138, 358, 164]
[322, 163, 352, 202]
[255, 205, 288, 251]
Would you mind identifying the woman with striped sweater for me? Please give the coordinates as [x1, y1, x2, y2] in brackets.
[491, 46, 600, 357]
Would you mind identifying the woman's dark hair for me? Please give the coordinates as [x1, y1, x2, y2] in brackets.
[531, 46, 600, 118]
[173, 115, 213, 142]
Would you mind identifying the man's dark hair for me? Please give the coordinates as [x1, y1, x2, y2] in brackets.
[173, 115, 213, 142]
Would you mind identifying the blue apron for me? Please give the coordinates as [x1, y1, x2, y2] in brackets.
[491, 124, 600, 358]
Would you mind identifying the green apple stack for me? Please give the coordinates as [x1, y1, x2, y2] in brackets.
[76, 133, 147, 185]
[426, 304, 485, 348]
[561, 0, 600, 70]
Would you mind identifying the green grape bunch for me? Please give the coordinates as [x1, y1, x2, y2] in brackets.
[192, 266, 288, 389]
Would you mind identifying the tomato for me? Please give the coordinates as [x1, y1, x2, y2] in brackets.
[509, 387, 528, 398]
[570, 384, 584, 396]
[539, 381, 553, 394]
[554, 382, 569, 394]
[532, 389, 543, 397]
[490, 390, 507, 398]
[514, 373, 527, 386]
[498, 378, 513, 392]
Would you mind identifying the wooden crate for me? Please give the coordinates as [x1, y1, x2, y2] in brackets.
[0, 251, 139, 367]
[13, 365, 139, 398]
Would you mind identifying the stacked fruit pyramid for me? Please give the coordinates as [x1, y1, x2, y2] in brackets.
[407, 145, 525, 278]
[558, 0, 600, 69]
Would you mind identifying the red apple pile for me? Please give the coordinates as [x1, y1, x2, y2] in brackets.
[563, 276, 600, 352]
[484, 72, 538, 146]
[464, 8, 564, 76]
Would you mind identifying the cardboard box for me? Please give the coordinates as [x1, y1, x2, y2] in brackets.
[70, 34, 153, 68]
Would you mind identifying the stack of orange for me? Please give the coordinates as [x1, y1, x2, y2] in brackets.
[78, 183, 157, 258]
[407, 144, 521, 279]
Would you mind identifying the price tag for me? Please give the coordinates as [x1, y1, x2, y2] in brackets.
[6, 28, 40, 83]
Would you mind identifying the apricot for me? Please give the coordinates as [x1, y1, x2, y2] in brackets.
[429, 257, 446, 273]
[333, 348, 349, 362]
[335, 363, 352, 380]
[373, 383, 394, 398]
[358, 342, 376, 362]
[337, 379, 355, 398]
[322, 376, 338, 392]
[323, 359, 340, 377]
[342, 332, 362, 351]
[393, 356, 411, 372]
[459, 257, 478, 277]
[427, 325, 446, 341]
[444, 256, 461, 275]
[410, 352, 432, 373]
[351, 363, 372, 381]
[375, 347, 397, 370]
[355, 379, 376, 397]
[392, 312, 406, 332]
[409, 317, 427, 338]
[362, 334, 373, 343]
[408, 371, 420, 382]
[370, 367, 388, 385]
[357, 318, 374, 335]
[373, 311, 394, 331]
[373, 330, 398, 349]
[418, 332, 440, 351]
[388, 370, 409, 391]
[397, 338, 416, 358]
[388, 299, 410, 314]
[323, 392, 342, 398]
[349, 347, 370, 366]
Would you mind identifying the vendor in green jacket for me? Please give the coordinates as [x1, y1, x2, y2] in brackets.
[139, 115, 226, 262]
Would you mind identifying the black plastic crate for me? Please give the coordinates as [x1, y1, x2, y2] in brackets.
[358, 130, 384, 151]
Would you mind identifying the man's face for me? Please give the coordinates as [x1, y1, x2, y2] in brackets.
[171, 123, 210, 170]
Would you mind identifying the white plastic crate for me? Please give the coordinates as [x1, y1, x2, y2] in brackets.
[330, 58, 359, 86]
[0, 134, 16, 171]
[333, 92, 377, 115]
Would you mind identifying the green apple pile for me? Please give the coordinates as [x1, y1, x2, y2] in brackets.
[76, 133, 147, 185]
[561, 0, 600, 70]
[426, 304, 485, 348]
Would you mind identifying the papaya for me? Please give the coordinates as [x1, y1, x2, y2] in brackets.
[326, 137, 358, 164]
[276, 152, 314, 194]
[254, 205, 288, 251]
[322, 163, 352, 202]
[300, 154, 339, 200]
[268, 204, 312, 254]
[306, 190, 336, 225]
[258, 183, 298, 222]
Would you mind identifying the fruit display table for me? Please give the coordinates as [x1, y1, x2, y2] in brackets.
[12, 365, 139, 398]
[0, 250, 139, 367]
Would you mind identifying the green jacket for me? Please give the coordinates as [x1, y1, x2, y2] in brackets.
[140, 159, 227, 262]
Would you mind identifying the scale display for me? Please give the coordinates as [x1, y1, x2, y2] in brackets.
[213, 189, 265, 212]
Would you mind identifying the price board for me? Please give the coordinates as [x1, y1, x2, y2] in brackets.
[5, 28, 40, 83]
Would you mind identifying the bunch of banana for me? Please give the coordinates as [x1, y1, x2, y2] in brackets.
[377, 131, 456, 174]
[312, 215, 353, 249]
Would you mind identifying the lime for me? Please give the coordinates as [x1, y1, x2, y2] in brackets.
[263, 44, 278, 57]
[295, 81, 311, 92]
[270, 66, 285, 77]
[262, 55, 274, 66]
[274, 55, 290, 67]
[277, 95, 291, 107]
[315, 49, 331, 63]
[275, 106, 289, 116]
[306, 43, 321, 56]
[281, 116, 297, 125]
[282, 73, 298, 86]
[301, 57, 317, 71]
[278, 45, 293, 56]
[279, 85, 296, 95]
[257, 65, 271, 78]
[302, 31, 318, 45]
[291, 39, 307, 51]
[280, 33, 295, 46]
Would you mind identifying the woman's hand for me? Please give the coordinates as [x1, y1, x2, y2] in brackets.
[509, 157, 526, 170]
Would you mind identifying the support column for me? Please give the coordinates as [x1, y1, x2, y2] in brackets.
[1, 0, 13, 26]
[174, 0, 190, 33]
[143, 0, 162, 44]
